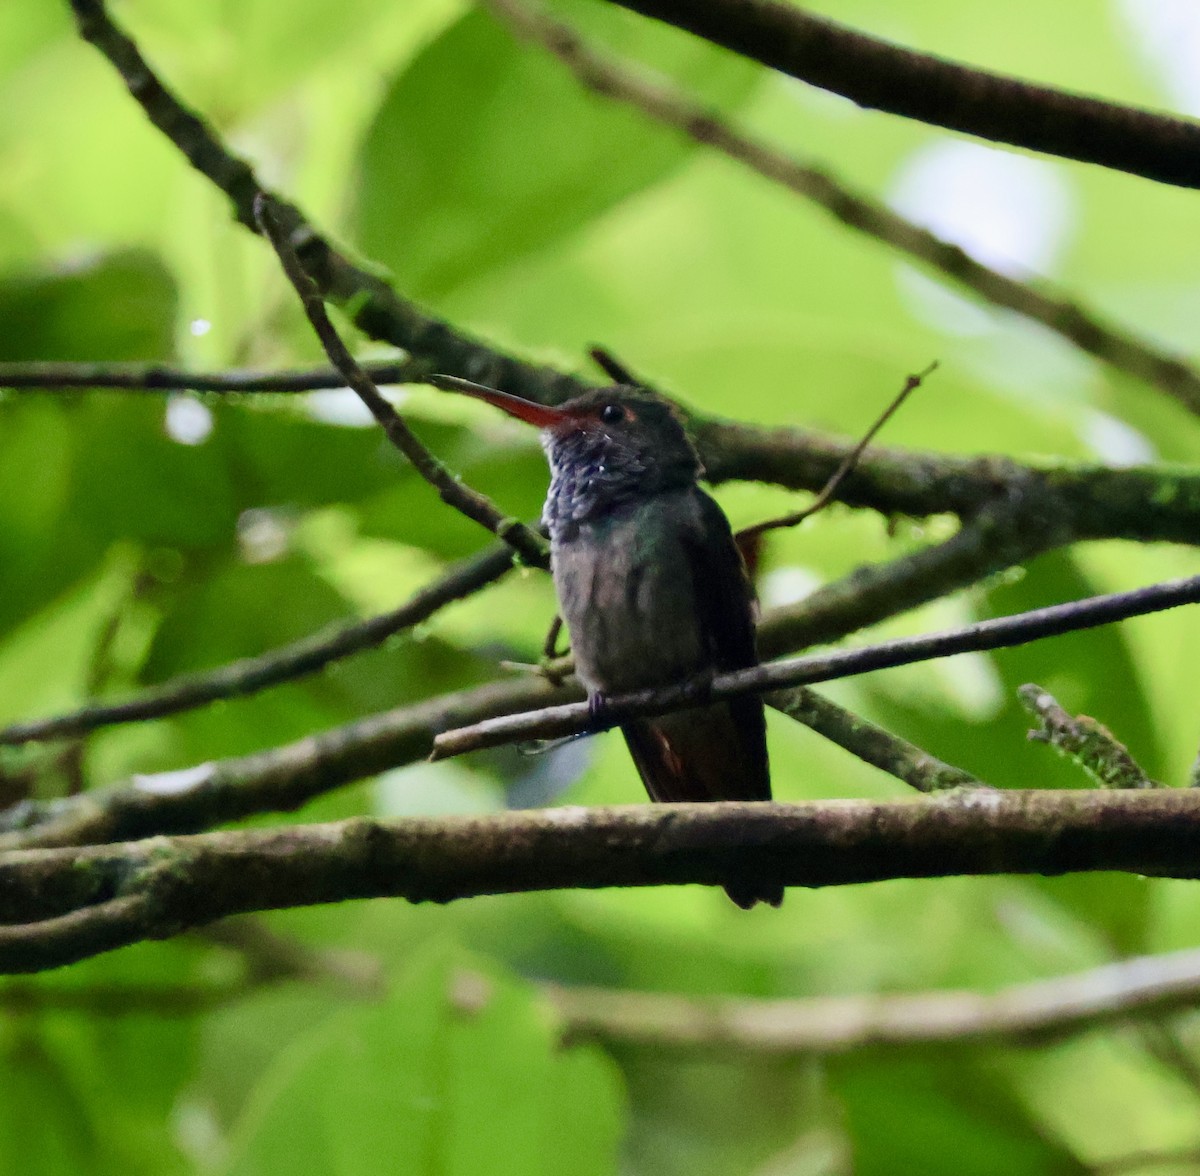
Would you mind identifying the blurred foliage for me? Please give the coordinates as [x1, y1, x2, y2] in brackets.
[2, 0, 1200, 1172]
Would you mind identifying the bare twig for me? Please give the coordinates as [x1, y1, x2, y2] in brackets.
[0, 359, 417, 394]
[545, 946, 1200, 1053]
[433, 574, 1200, 758]
[0, 544, 516, 746]
[771, 686, 981, 793]
[7, 791, 1200, 972]
[485, 0, 1200, 416]
[601, 0, 1200, 190]
[253, 195, 548, 568]
[587, 346, 643, 386]
[1019, 684, 1161, 790]
[738, 363, 933, 540]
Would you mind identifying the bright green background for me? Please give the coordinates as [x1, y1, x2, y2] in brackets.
[3, 0, 1200, 1171]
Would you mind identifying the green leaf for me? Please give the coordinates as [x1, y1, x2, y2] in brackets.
[0, 1037, 102, 1176]
[0, 553, 132, 727]
[0, 250, 176, 362]
[833, 1056, 1086, 1176]
[223, 946, 624, 1176]
[222, 1029, 341, 1176]
[121, 0, 461, 115]
[355, 4, 759, 298]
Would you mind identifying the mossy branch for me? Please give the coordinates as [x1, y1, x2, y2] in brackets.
[5, 790, 1200, 972]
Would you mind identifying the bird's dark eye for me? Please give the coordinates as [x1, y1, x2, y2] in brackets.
[600, 403, 624, 424]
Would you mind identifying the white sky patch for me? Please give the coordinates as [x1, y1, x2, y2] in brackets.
[888, 141, 1076, 335]
[759, 566, 823, 610]
[306, 387, 380, 427]
[189, 317, 212, 337]
[133, 762, 215, 795]
[1118, 0, 1200, 115]
[237, 508, 291, 564]
[1081, 409, 1157, 466]
[928, 650, 1005, 721]
[164, 394, 213, 445]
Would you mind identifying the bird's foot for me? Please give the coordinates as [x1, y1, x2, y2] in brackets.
[677, 667, 715, 706]
[587, 691, 616, 730]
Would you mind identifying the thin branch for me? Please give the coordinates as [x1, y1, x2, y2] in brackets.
[1, 557, 1176, 854]
[0, 527, 1185, 851]
[0, 359, 417, 394]
[738, 362, 934, 540]
[432, 574, 1200, 758]
[253, 194, 548, 568]
[0, 520, 1018, 850]
[587, 346, 643, 386]
[7, 791, 1200, 972]
[0, 544, 516, 746]
[487, 0, 1200, 417]
[602, 0, 1200, 190]
[545, 946, 1200, 1053]
[1019, 684, 1161, 790]
[771, 687, 981, 793]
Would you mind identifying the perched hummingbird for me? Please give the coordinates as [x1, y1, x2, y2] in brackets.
[436, 376, 782, 909]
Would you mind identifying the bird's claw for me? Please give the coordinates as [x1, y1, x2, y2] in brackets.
[678, 669, 715, 706]
[587, 692, 613, 729]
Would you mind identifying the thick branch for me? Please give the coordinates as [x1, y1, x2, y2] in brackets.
[489, 0, 1200, 416]
[433, 574, 1200, 757]
[547, 946, 1200, 1053]
[6, 791, 1200, 972]
[603, 0, 1200, 189]
[18, 351, 1200, 542]
[3, 561, 1193, 850]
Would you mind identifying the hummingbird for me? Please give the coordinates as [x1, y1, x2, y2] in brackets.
[434, 375, 782, 909]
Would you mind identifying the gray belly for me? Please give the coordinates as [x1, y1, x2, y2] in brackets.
[552, 499, 705, 695]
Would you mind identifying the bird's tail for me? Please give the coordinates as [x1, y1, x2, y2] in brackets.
[622, 706, 783, 910]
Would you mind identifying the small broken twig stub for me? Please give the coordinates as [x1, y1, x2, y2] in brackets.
[1018, 683, 1160, 789]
